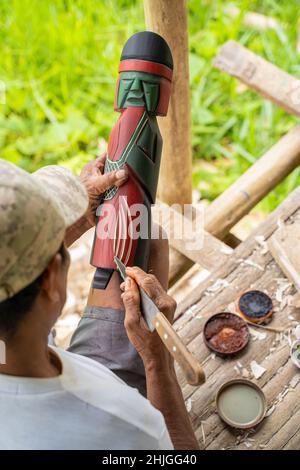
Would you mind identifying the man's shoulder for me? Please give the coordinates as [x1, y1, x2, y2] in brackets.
[52, 347, 168, 443]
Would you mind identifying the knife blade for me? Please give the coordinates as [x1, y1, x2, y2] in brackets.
[114, 255, 156, 332]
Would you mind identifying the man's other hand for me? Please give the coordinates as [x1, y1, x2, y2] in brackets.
[80, 155, 128, 227]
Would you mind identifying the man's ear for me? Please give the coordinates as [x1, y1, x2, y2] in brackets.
[40, 253, 63, 303]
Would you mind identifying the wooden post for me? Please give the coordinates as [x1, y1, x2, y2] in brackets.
[205, 125, 300, 239]
[144, 0, 192, 205]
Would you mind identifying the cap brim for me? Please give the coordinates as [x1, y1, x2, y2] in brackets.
[33, 166, 89, 228]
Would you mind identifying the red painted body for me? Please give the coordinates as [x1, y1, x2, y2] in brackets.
[91, 107, 146, 270]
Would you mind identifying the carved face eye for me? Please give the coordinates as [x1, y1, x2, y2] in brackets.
[142, 82, 159, 112]
[123, 79, 134, 91]
[118, 79, 134, 105]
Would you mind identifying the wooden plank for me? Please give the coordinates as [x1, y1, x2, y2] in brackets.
[173, 187, 300, 449]
[268, 223, 300, 290]
[153, 201, 233, 269]
[144, 0, 192, 206]
[205, 348, 295, 450]
[176, 187, 300, 318]
[266, 404, 300, 450]
[214, 40, 300, 117]
[168, 247, 193, 286]
[169, 263, 210, 306]
[168, 137, 300, 283]
[282, 427, 300, 450]
[204, 126, 300, 239]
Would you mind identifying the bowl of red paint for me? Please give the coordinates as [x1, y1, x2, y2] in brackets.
[203, 312, 250, 356]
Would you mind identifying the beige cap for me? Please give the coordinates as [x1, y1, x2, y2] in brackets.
[0, 159, 88, 302]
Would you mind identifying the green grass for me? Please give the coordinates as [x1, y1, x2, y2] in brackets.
[0, 0, 299, 212]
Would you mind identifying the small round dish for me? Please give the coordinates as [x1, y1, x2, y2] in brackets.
[216, 379, 267, 429]
[238, 290, 273, 324]
[203, 312, 249, 356]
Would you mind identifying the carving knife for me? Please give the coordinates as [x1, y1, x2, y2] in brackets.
[114, 256, 205, 386]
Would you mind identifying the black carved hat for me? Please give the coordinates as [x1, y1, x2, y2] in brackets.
[121, 31, 173, 70]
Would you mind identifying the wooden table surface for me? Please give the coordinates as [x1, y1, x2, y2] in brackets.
[174, 187, 300, 450]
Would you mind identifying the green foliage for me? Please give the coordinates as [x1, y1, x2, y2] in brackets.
[0, 0, 299, 211]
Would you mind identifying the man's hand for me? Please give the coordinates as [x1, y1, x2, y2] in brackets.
[65, 155, 128, 247]
[80, 155, 128, 227]
[121, 266, 177, 372]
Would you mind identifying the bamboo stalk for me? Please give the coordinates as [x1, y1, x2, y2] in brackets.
[204, 125, 300, 239]
[214, 40, 300, 118]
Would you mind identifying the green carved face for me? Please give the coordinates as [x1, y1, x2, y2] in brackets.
[117, 71, 161, 112]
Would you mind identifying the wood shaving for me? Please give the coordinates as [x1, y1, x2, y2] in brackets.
[275, 281, 291, 302]
[280, 388, 289, 400]
[244, 441, 252, 448]
[238, 259, 264, 271]
[207, 278, 230, 293]
[294, 324, 300, 340]
[255, 235, 269, 254]
[186, 398, 192, 412]
[201, 421, 206, 446]
[220, 246, 233, 255]
[266, 405, 276, 417]
[289, 375, 300, 389]
[276, 386, 290, 403]
[250, 360, 267, 379]
[242, 368, 250, 378]
[277, 218, 284, 229]
[283, 331, 292, 346]
[249, 327, 267, 341]
[185, 304, 198, 316]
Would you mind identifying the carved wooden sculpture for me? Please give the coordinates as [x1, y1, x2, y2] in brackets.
[90, 31, 173, 290]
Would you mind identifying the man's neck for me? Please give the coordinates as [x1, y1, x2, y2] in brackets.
[0, 321, 60, 378]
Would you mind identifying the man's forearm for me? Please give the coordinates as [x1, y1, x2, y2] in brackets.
[145, 362, 199, 450]
[65, 215, 92, 247]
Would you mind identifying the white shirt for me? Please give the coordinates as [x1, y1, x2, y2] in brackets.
[0, 347, 173, 450]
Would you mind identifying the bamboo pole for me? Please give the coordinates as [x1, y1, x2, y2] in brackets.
[205, 125, 300, 239]
[144, 0, 192, 205]
[168, 125, 300, 284]
[214, 41, 300, 118]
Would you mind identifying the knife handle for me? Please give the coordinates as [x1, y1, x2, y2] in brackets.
[153, 312, 206, 386]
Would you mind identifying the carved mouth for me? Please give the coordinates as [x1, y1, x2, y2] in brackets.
[127, 93, 144, 100]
